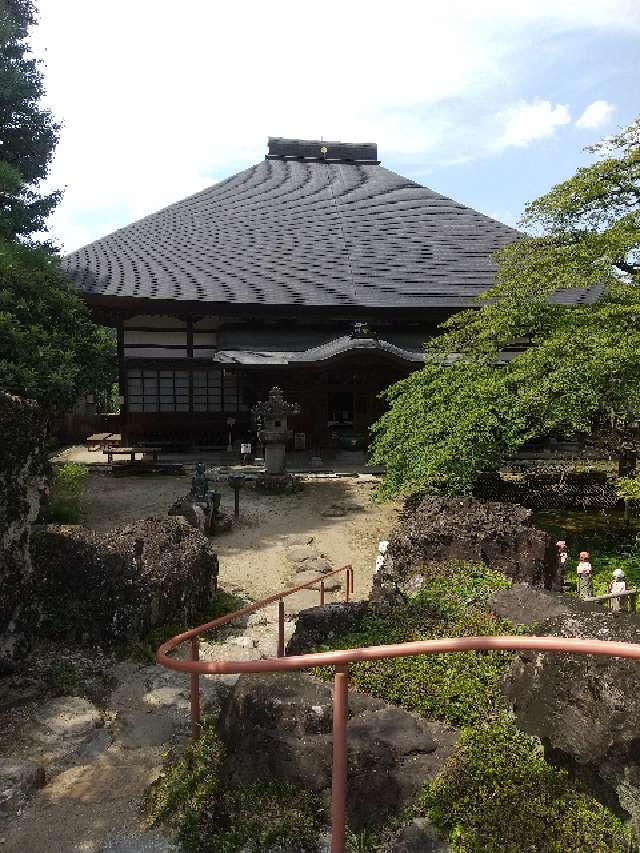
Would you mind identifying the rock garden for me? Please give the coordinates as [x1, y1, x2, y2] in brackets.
[140, 495, 640, 853]
[4, 413, 640, 851]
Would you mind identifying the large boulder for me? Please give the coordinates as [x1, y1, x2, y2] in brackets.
[373, 497, 559, 603]
[0, 392, 46, 672]
[30, 517, 219, 644]
[217, 671, 459, 831]
[502, 607, 640, 836]
[286, 603, 368, 656]
[384, 818, 450, 852]
[489, 583, 591, 626]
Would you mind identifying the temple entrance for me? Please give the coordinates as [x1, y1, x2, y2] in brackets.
[328, 390, 354, 427]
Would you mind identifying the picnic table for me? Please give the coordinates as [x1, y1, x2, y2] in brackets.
[87, 432, 122, 450]
[103, 446, 161, 464]
[87, 432, 115, 451]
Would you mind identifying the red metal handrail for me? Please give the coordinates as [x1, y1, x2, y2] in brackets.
[157, 565, 640, 853]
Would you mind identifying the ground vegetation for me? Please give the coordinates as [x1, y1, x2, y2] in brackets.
[315, 561, 519, 726]
[144, 717, 324, 852]
[536, 509, 640, 595]
[316, 558, 635, 850]
[37, 461, 87, 524]
[421, 719, 632, 853]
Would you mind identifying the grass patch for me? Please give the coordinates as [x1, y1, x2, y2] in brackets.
[125, 589, 246, 663]
[38, 462, 87, 524]
[143, 716, 223, 847]
[421, 718, 633, 853]
[314, 562, 525, 727]
[144, 717, 323, 852]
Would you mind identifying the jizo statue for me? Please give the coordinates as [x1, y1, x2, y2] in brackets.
[576, 551, 593, 599]
[191, 462, 209, 501]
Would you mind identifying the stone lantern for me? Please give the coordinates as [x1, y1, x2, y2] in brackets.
[252, 387, 300, 475]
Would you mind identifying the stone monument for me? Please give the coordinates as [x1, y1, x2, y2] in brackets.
[252, 387, 301, 492]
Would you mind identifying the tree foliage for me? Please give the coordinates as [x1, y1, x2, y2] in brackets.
[0, 2, 116, 409]
[372, 118, 640, 499]
[0, 0, 61, 240]
[0, 239, 116, 410]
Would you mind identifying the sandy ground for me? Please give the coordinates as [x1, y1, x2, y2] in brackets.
[82, 469, 400, 602]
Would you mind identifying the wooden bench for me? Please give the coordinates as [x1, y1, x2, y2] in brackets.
[103, 447, 161, 464]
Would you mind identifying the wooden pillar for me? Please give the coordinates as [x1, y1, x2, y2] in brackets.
[116, 320, 127, 442]
[187, 317, 194, 415]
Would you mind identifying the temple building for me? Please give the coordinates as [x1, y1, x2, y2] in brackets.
[63, 136, 527, 449]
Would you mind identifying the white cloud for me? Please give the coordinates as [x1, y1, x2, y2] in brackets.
[496, 100, 571, 149]
[28, 0, 640, 251]
[576, 100, 615, 129]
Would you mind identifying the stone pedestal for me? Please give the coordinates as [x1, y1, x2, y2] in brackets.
[264, 443, 285, 474]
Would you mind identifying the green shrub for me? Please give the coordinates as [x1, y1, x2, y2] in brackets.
[195, 781, 323, 852]
[421, 719, 632, 853]
[144, 718, 322, 852]
[144, 716, 222, 844]
[315, 562, 523, 726]
[38, 462, 88, 524]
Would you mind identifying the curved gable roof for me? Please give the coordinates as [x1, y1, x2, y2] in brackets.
[62, 142, 521, 309]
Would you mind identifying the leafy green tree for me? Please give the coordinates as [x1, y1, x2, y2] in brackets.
[0, 0, 61, 240]
[0, 2, 116, 409]
[0, 239, 116, 410]
[616, 476, 640, 522]
[372, 119, 640, 499]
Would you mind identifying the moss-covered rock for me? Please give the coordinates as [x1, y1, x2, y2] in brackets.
[144, 718, 323, 852]
[314, 562, 521, 727]
[422, 719, 632, 853]
[374, 497, 560, 605]
[503, 607, 640, 841]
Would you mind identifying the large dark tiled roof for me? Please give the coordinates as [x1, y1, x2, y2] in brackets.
[63, 138, 525, 309]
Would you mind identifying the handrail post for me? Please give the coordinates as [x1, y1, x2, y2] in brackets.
[190, 637, 201, 740]
[320, 579, 325, 606]
[344, 567, 350, 603]
[349, 566, 354, 595]
[331, 663, 349, 853]
[277, 599, 285, 657]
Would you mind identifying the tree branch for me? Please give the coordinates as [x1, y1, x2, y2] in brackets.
[615, 260, 640, 275]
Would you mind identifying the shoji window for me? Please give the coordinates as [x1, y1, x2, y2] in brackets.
[127, 368, 188, 412]
[192, 368, 223, 412]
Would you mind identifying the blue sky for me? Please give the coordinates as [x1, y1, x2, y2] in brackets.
[31, 0, 640, 252]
